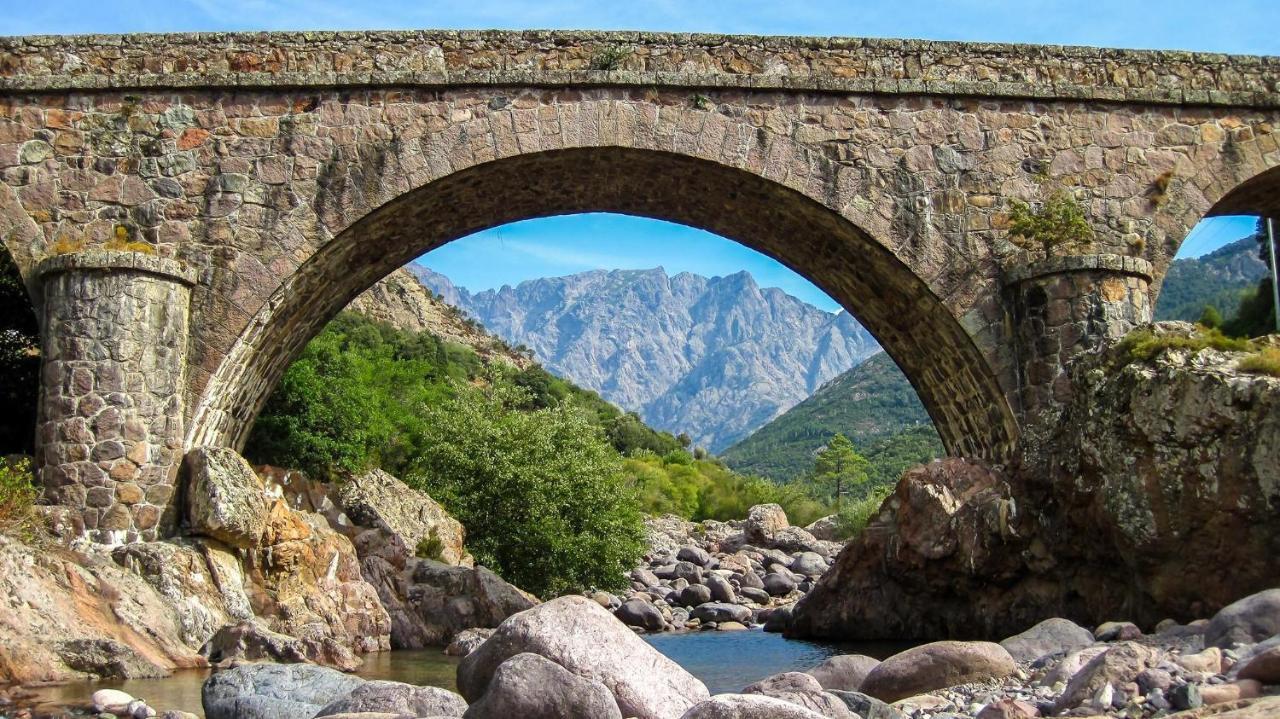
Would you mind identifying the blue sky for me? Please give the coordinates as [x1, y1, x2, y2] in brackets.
[7, 2, 1274, 311]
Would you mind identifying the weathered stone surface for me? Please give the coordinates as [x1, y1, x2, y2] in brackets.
[54, 638, 169, 679]
[463, 652, 621, 719]
[313, 680, 466, 717]
[199, 621, 359, 672]
[1206, 588, 1280, 648]
[679, 694, 831, 719]
[1236, 645, 1280, 684]
[1053, 642, 1157, 712]
[457, 596, 709, 719]
[445, 628, 494, 657]
[806, 654, 880, 692]
[859, 641, 1016, 703]
[337, 469, 470, 567]
[1000, 618, 1095, 663]
[201, 663, 366, 719]
[185, 447, 269, 548]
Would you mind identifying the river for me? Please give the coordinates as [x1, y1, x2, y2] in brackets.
[25, 630, 915, 716]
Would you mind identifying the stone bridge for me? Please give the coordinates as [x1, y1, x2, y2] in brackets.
[0, 30, 1277, 541]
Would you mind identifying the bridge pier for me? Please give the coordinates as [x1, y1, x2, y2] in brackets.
[33, 251, 196, 543]
[1005, 254, 1154, 455]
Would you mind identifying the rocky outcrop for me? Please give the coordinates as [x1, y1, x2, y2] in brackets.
[462, 652, 622, 719]
[416, 266, 879, 451]
[184, 447, 270, 548]
[790, 326, 1280, 639]
[337, 468, 471, 567]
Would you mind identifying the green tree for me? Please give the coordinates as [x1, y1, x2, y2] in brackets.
[1223, 218, 1277, 338]
[1007, 190, 1095, 258]
[405, 381, 645, 597]
[811, 433, 869, 509]
[1198, 305, 1223, 329]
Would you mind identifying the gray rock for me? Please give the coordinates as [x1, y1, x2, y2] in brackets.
[680, 584, 714, 607]
[1000, 618, 1095, 663]
[616, 598, 665, 631]
[184, 447, 269, 548]
[679, 694, 830, 718]
[678, 546, 714, 567]
[705, 573, 737, 603]
[806, 654, 880, 692]
[859, 641, 1016, 703]
[199, 621, 360, 672]
[457, 596, 708, 719]
[745, 504, 790, 545]
[762, 604, 793, 633]
[313, 680, 466, 717]
[739, 587, 771, 604]
[337, 469, 469, 566]
[631, 568, 660, 587]
[445, 628, 495, 657]
[1094, 621, 1142, 641]
[764, 572, 798, 597]
[829, 690, 904, 719]
[673, 561, 704, 585]
[55, 639, 169, 680]
[691, 602, 752, 625]
[743, 672, 824, 695]
[1206, 588, 1280, 647]
[790, 552, 828, 577]
[738, 570, 764, 590]
[202, 663, 366, 719]
[463, 653, 622, 719]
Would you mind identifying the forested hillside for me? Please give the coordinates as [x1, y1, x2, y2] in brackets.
[721, 352, 942, 485]
[1155, 236, 1268, 322]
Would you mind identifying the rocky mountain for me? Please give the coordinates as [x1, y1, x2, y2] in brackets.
[1154, 235, 1268, 322]
[721, 352, 942, 484]
[409, 265, 880, 451]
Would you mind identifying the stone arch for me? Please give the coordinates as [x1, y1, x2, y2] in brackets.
[187, 145, 1020, 461]
[1206, 165, 1280, 220]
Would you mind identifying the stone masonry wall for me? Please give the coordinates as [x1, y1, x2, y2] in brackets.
[35, 251, 194, 543]
[1006, 254, 1154, 457]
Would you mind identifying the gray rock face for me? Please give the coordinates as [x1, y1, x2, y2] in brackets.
[463, 652, 622, 719]
[457, 596, 708, 719]
[337, 469, 470, 566]
[313, 680, 466, 717]
[678, 694, 831, 718]
[616, 598, 666, 631]
[202, 663, 366, 719]
[1206, 588, 1280, 648]
[184, 447, 269, 548]
[806, 654, 880, 692]
[999, 617, 1095, 663]
[54, 639, 169, 680]
[415, 266, 879, 451]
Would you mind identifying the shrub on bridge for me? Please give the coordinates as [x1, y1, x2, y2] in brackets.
[1007, 190, 1095, 258]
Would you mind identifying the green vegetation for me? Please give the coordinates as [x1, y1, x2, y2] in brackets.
[0, 458, 37, 540]
[624, 451, 830, 527]
[1117, 326, 1253, 363]
[834, 483, 893, 539]
[248, 311, 839, 595]
[721, 353, 943, 483]
[810, 433, 868, 509]
[0, 244, 39, 455]
[404, 381, 645, 597]
[1007, 190, 1095, 258]
[589, 45, 631, 71]
[1238, 347, 1280, 378]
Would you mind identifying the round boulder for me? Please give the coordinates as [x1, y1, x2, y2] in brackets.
[859, 641, 1016, 703]
[999, 617, 1095, 663]
[691, 602, 752, 625]
[312, 681, 466, 717]
[763, 573, 797, 597]
[678, 546, 714, 567]
[789, 552, 828, 577]
[462, 652, 622, 719]
[615, 598, 665, 631]
[1206, 588, 1280, 648]
[680, 694, 830, 719]
[806, 654, 880, 692]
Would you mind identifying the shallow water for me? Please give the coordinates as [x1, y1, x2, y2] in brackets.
[25, 632, 909, 716]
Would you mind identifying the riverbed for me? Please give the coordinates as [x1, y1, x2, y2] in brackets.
[24, 630, 914, 716]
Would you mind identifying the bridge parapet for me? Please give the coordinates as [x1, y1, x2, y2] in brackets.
[1, 30, 1277, 108]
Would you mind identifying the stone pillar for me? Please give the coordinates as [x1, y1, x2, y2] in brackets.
[1004, 254, 1153, 445]
[34, 251, 196, 544]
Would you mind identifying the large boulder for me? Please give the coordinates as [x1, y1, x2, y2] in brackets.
[1206, 588, 1280, 648]
[806, 654, 880, 692]
[313, 680, 466, 716]
[337, 469, 470, 567]
[457, 596, 709, 719]
[690, 602, 752, 625]
[679, 694, 830, 718]
[185, 447, 270, 548]
[858, 641, 1016, 703]
[202, 663, 366, 719]
[463, 652, 622, 719]
[199, 621, 359, 672]
[616, 598, 665, 631]
[999, 617, 1095, 663]
[745, 504, 789, 545]
[1052, 642, 1158, 713]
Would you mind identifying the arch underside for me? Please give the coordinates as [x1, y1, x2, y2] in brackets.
[190, 147, 1019, 461]
[1207, 165, 1280, 220]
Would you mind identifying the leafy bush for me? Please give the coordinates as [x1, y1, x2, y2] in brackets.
[0, 458, 37, 539]
[834, 483, 893, 540]
[405, 381, 645, 597]
[1007, 190, 1094, 258]
[589, 45, 631, 71]
[1238, 347, 1280, 377]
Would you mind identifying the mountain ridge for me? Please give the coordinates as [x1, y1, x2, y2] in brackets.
[409, 264, 880, 451]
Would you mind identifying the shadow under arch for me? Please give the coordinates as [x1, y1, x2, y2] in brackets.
[1206, 165, 1280, 220]
[188, 146, 1019, 461]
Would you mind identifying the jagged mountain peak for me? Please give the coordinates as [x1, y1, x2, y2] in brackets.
[411, 263, 880, 451]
